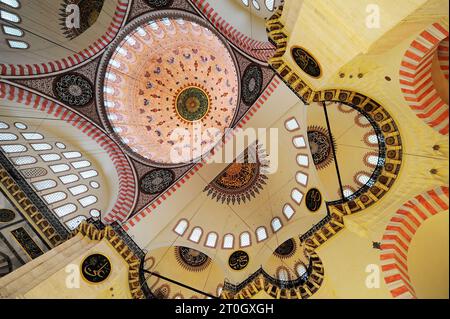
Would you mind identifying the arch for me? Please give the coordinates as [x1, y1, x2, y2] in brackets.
[173, 219, 189, 236]
[399, 23, 449, 135]
[276, 266, 290, 281]
[271, 217, 283, 232]
[204, 232, 218, 248]
[380, 186, 449, 299]
[437, 37, 449, 80]
[189, 227, 203, 243]
[0, 82, 136, 222]
[239, 231, 251, 247]
[0, 0, 130, 76]
[222, 233, 234, 249]
[295, 262, 307, 277]
[255, 226, 268, 242]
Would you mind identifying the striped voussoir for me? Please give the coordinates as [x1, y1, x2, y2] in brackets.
[190, 0, 276, 62]
[438, 37, 449, 80]
[380, 186, 449, 299]
[0, 82, 136, 223]
[399, 23, 449, 135]
[122, 77, 281, 231]
[0, 0, 130, 76]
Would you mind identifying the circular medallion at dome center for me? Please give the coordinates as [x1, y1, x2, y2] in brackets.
[175, 86, 210, 122]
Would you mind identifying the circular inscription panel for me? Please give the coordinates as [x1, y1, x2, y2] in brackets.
[291, 47, 321, 78]
[0, 209, 15, 223]
[228, 250, 249, 271]
[305, 188, 322, 212]
[81, 253, 112, 283]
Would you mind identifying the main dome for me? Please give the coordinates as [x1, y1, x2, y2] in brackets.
[99, 13, 239, 165]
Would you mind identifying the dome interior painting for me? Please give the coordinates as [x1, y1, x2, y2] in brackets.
[100, 13, 240, 165]
[0, 0, 448, 302]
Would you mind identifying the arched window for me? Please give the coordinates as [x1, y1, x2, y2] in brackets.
[22, 132, 43, 140]
[1, 144, 26, 153]
[65, 215, 87, 230]
[30, 143, 52, 151]
[189, 227, 203, 243]
[161, 18, 171, 26]
[68, 185, 88, 196]
[80, 170, 98, 179]
[223, 234, 234, 249]
[40, 153, 61, 162]
[11, 156, 36, 165]
[174, 219, 188, 236]
[32, 179, 57, 191]
[366, 134, 378, 145]
[366, 155, 379, 166]
[296, 154, 309, 167]
[343, 187, 354, 198]
[43, 191, 67, 204]
[149, 21, 159, 30]
[240, 232, 251, 247]
[62, 151, 81, 159]
[7, 40, 28, 49]
[296, 172, 308, 186]
[252, 0, 260, 10]
[205, 232, 218, 248]
[296, 263, 307, 277]
[49, 164, 70, 173]
[356, 173, 371, 185]
[71, 160, 91, 169]
[109, 60, 121, 69]
[78, 195, 97, 207]
[59, 174, 79, 185]
[0, 10, 20, 23]
[283, 204, 295, 220]
[291, 188, 304, 205]
[277, 268, 289, 281]
[265, 0, 274, 11]
[285, 118, 299, 131]
[292, 136, 306, 148]
[0, 133, 17, 141]
[0, 0, 20, 9]
[256, 227, 267, 242]
[271, 218, 282, 232]
[54, 203, 77, 217]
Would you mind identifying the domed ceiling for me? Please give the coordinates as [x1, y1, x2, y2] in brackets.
[100, 14, 240, 165]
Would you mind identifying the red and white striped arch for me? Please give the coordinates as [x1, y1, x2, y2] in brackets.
[0, 0, 130, 77]
[380, 186, 449, 299]
[0, 82, 136, 223]
[399, 23, 449, 135]
[190, 0, 275, 62]
[438, 37, 449, 80]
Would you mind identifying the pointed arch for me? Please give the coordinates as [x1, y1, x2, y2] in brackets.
[380, 186, 449, 298]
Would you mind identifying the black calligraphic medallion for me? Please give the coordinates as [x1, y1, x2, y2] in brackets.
[305, 188, 322, 212]
[81, 253, 111, 283]
[0, 209, 15, 223]
[228, 250, 249, 271]
[145, 0, 174, 9]
[291, 47, 321, 78]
